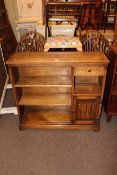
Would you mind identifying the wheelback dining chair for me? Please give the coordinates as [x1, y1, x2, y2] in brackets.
[16, 31, 45, 52]
[81, 30, 109, 56]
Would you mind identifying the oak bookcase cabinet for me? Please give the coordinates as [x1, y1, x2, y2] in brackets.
[6, 52, 109, 131]
[104, 45, 117, 122]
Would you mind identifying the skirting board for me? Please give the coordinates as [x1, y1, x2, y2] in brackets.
[0, 107, 18, 115]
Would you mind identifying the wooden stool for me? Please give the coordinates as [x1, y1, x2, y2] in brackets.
[44, 36, 82, 52]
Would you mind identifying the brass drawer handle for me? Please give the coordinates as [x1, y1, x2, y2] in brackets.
[88, 70, 92, 72]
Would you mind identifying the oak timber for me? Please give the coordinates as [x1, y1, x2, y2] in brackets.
[7, 51, 109, 131]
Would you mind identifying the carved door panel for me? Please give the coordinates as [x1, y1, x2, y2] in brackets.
[75, 97, 101, 124]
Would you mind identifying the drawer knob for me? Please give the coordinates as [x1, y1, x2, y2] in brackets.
[88, 70, 91, 72]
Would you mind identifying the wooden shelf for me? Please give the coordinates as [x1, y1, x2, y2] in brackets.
[74, 83, 102, 96]
[19, 93, 71, 106]
[15, 76, 71, 87]
[22, 110, 72, 125]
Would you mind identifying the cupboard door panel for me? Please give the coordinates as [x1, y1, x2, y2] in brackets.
[75, 98, 101, 123]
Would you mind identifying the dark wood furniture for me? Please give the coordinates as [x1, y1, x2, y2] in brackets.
[0, 0, 17, 114]
[101, 0, 117, 32]
[114, 12, 117, 34]
[7, 52, 109, 131]
[0, 0, 17, 62]
[43, 0, 101, 33]
[104, 45, 117, 122]
[0, 39, 7, 106]
[113, 12, 117, 44]
[45, 2, 83, 38]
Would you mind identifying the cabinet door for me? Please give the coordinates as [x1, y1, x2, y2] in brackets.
[74, 97, 101, 124]
[0, 45, 7, 103]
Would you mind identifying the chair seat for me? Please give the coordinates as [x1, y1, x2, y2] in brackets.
[44, 36, 82, 52]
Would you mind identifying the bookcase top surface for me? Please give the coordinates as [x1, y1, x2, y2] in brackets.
[6, 51, 109, 66]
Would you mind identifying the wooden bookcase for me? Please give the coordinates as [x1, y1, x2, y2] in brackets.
[6, 52, 109, 131]
[103, 45, 117, 122]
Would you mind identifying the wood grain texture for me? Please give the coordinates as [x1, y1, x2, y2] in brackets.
[7, 51, 108, 131]
[15, 76, 71, 87]
[6, 52, 109, 65]
[19, 93, 71, 106]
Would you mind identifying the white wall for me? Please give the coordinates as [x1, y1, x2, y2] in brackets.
[4, 0, 43, 40]
[16, 0, 42, 19]
[4, 0, 18, 39]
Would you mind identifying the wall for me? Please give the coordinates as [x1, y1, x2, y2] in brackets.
[4, 0, 18, 39]
[16, 0, 42, 20]
[4, 0, 43, 40]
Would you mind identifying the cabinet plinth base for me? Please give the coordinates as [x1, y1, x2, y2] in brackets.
[20, 123, 100, 131]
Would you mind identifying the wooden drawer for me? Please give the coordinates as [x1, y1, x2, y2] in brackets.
[74, 66, 106, 76]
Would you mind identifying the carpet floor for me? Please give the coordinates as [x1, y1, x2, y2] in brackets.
[0, 111, 117, 175]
